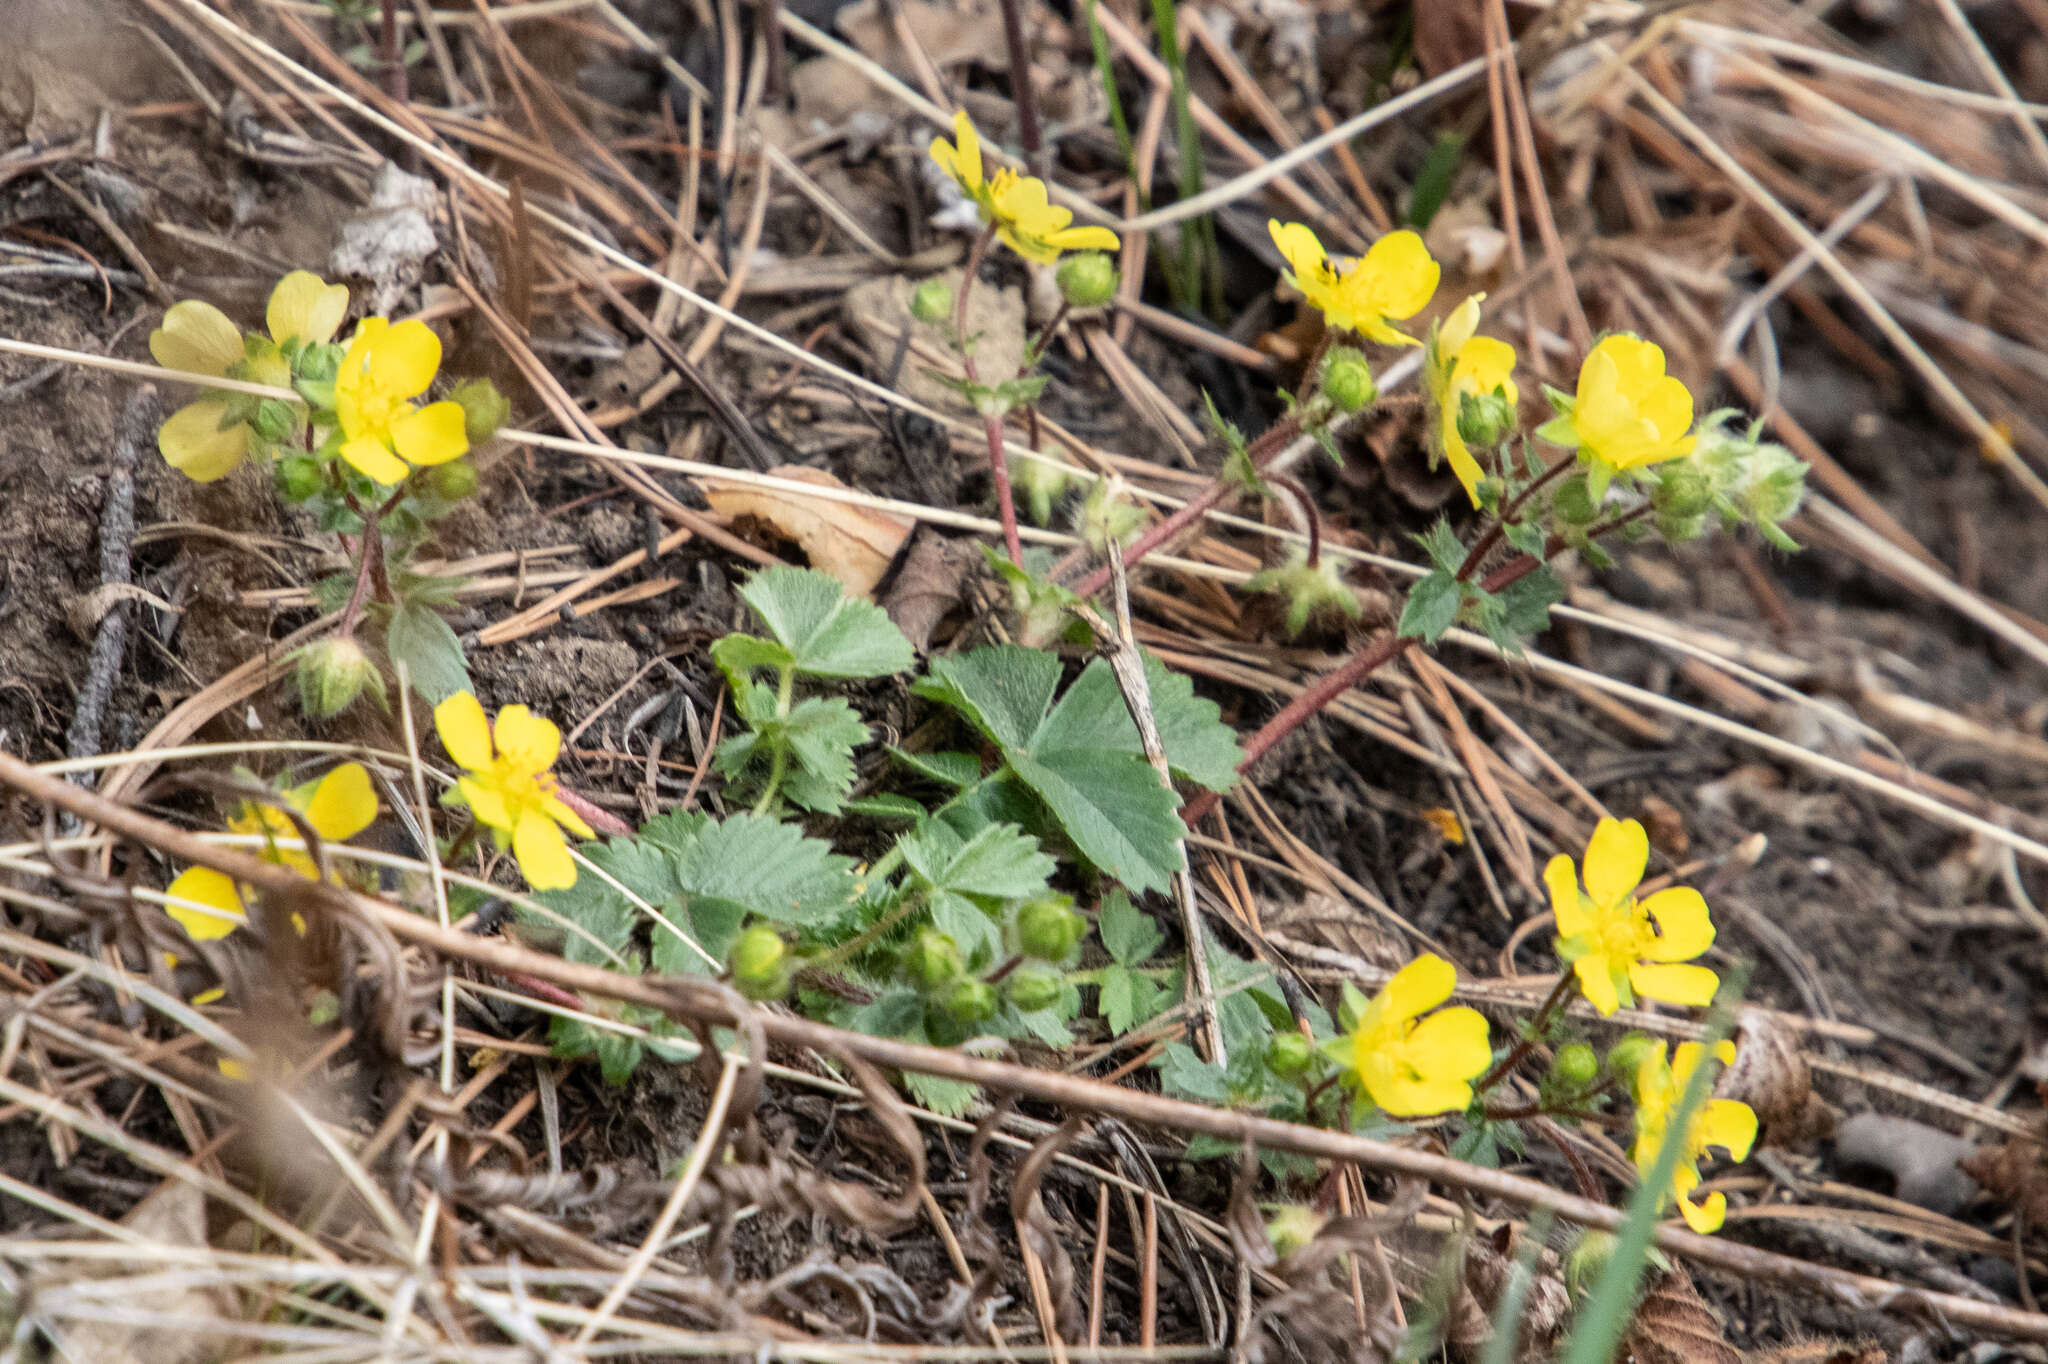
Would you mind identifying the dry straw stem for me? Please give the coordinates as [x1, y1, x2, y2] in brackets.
[6, 751, 2048, 1344]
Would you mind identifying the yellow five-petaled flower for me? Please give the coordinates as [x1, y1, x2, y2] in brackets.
[334, 317, 471, 485]
[435, 692, 593, 890]
[163, 762, 378, 944]
[1553, 334, 1696, 495]
[1547, 817, 1718, 1016]
[1630, 1039, 1758, 1233]
[150, 271, 350, 482]
[1268, 220, 1439, 347]
[1332, 953, 1491, 1116]
[1424, 294, 1518, 506]
[929, 112, 1121, 266]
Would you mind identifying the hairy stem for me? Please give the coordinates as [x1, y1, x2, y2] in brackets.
[955, 225, 1025, 566]
[1454, 452, 1575, 582]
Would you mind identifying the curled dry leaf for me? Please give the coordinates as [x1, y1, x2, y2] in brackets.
[1962, 1138, 2048, 1231]
[704, 465, 912, 600]
[1834, 1112, 1979, 1216]
[882, 527, 978, 651]
[1457, 1224, 1571, 1359]
[1720, 1007, 1837, 1148]
[1624, 1267, 1744, 1364]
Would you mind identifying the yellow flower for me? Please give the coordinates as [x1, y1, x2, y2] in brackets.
[1333, 954, 1492, 1116]
[149, 271, 350, 482]
[929, 111, 1120, 265]
[435, 692, 593, 890]
[1630, 1040, 1758, 1233]
[1424, 294, 1519, 506]
[334, 317, 470, 484]
[1268, 221, 1439, 346]
[1558, 335, 1696, 489]
[1547, 818, 1718, 1016]
[163, 762, 378, 944]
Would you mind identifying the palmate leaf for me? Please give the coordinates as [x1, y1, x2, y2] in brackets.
[900, 821, 1057, 900]
[737, 566, 914, 679]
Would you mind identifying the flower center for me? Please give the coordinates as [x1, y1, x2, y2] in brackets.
[1589, 896, 1655, 961]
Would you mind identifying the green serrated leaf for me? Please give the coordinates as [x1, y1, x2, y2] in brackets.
[1012, 749, 1185, 894]
[1497, 567, 1564, 639]
[669, 813, 857, 924]
[780, 696, 870, 815]
[1098, 889, 1165, 966]
[929, 888, 1004, 965]
[710, 633, 794, 692]
[847, 793, 927, 821]
[1031, 654, 1240, 792]
[1414, 519, 1466, 574]
[914, 645, 1063, 752]
[1156, 1041, 1230, 1103]
[1502, 519, 1548, 560]
[383, 601, 468, 702]
[1398, 571, 1464, 643]
[889, 748, 982, 789]
[904, 1070, 981, 1117]
[737, 566, 914, 678]
[1099, 962, 1162, 1035]
[903, 821, 1056, 900]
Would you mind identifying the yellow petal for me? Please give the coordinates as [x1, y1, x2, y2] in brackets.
[150, 300, 244, 377]
[1582, 817, 1647, 907]
[368, 319, 443, 398]
[491, 704, 561, 774]
[1699, 1099, 1759, 1160]
[304, 762, 378, 841]
[436, 691, 496, 771]
[338, 434, 409, 484]
[542, 792, 596, 839]
[1440, 294, 1483, 355]
[1456, 336, 1517, 394]
[1639, 887, 1714, 961]
[158, 401, 250, 482]
[391, 401, 470, 467]
[512, 808, 577, 890]
[1048, 224, 1122, 254]
[457, 774, 512, 833]
[1545, 853, 1589, 936]
[1598, 334, 1665, 395]
[192, 985, 226, 1006]
[1354, 315, 1421, 348]
[1573, 953, 1623, 1016]
[267, 271, 350, 346]
[1677, 1188, 1726, 1234]
[1367, 1069, 1474, 1117]
[1628, 961, 1720, 1008]
[1268, 220, 1327, 280]
[1575, 344, 1623, 410]
[165, 866, 247, 941]
[1637, 374, 1695, 446]
[1379, 953, 1456, 1023]
[946, 110, 982, 190]
[1405, 1006, 1491, 1082]
[1358, 230, 1440, 320]
[1441, 404, 1483, 508]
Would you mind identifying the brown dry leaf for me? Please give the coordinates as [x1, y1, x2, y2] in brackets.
[36, 1182, 232, 1364]
[1721, 1007, 1837, 1148]
[1750, 1341, 1888, 1364]
[1962, 1139, 2048, 1229]
[881, 528, 978, 651]
[703, 466, 912, 600]
[836, 0, 1007, 72]
[1457, 1225, 1570, 1359]
[1625, 1268, 1744, 1364]
[1640, 794, 1689, 857]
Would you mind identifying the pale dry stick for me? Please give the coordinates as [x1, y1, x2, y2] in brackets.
[9, 755, 2048, 1345]
[1111, 86, 1171, 349]
[1926, 0, 2048, 178]
[1716, 175, 1892, 364]
[1619, 50, 2048, 513]
[1486, 0, 1591, 350]
[573, 1053, 742, 1346]
[1178, 7, 1350, 212]
[1679, 20, 2048, 115]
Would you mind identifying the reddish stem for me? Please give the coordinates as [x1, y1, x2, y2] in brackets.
[1454, 453, 1575, 582]
[956, 226, 1025, 567]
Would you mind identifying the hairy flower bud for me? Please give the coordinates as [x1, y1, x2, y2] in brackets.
[943, 978, 998, 1026]
[1016, 894, 1085, 962]
[730, 925, 791, 1001]
[252, 399, 299, 444]
[293, 636, 386, 720]
[1013, 451, 1077, 526]
[1551, 472, 1600, 525]
[450, 378, 510, 445]
[910, 278, 955, 325]
[1320, 348, 1376, 414]
[1605, 1032, 1659, 1085]
[428, 460, 479, 501]
[1266, 1204, 1327, 1258]
[1056, 252, 1118, 309]
[1005, 965, 1064, 1013]
[1540, 1042, 1600, 1107]
[907, 928, 964, 990]
[277, 456, 323, 502]
[1266, 1030, 1313, 1080]
[1455, 388, 1514, 449]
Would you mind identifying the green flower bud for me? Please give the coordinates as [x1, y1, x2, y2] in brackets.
[910, 278, 955, 325]
[1320, 348, 1376, 414]
[295, 342, 341, 385]
[1552, 473, 1600, 525]
[450, 378, 510, 445]
[1266, 1204, 1326, 1258]
[428, 460, 479, 501]
[1012, 452, 1077, 527]
[1456, 388, 1515, 449]
[1016, 894, 1085, 962]
[1005, 965, 1064, 1013]
[730, 925, 791, 1001]
[942, 978, 998, 1026]
[252, 399, 299, 444]
[1652, 462, 1713, 520]
[1056, 252, 1118, 309]
[1077, 478, 1143, 554]
[1244, 554, 1361, 640]
[1542, 1042, 1599, 1103]
[1734, 443, 1808, 528]
[293, 636, 386, 720]
[277, 456, 324, 502]
[1265, 1030, 1313, 1080]
[907, 929, 964, 990]
[1604, 1032, 1658, 1085]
